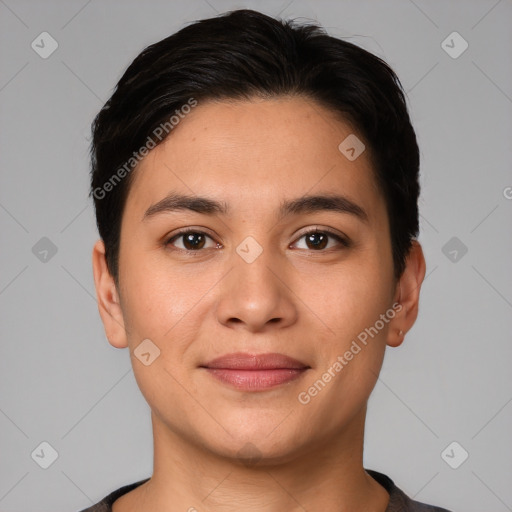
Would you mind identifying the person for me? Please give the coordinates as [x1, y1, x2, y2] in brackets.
[84, 8, 452, 512]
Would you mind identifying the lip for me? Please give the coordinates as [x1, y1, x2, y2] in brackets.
[200, 352, 310, 391]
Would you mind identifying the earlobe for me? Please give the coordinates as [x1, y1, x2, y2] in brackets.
[388, 328, 405, 348]
[91, 239, 128, 349]
[386, 240, 426, 348]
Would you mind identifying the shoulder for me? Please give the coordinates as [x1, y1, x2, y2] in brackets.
[78, 472, 454, 512]
[366, 469, 454, 512]
[77, 478, 150, 512]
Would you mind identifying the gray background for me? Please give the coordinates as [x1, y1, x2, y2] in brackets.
[1, 0, 511, 510]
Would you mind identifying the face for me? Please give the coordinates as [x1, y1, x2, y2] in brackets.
[95, 96, 408, 464]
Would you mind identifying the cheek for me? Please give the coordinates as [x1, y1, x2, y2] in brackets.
[119, 252, 225, 365]
[118, 250, 188, 331]
[306, 258, 393, 339]
[131, 358, 192, 430]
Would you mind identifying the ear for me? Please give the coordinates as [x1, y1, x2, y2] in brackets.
[386, 240, 426, 348]
[91, 239, 128, 349]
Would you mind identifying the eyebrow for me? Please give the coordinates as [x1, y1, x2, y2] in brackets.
[142, 192, 368, 223]
[143, 192, 229, 220]
[279, 193, 368, 223]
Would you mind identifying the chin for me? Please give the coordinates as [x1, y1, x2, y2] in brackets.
[205, 418, 309, 464]
[216, 436, 305, 468]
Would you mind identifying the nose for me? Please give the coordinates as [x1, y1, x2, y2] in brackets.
[214, 244, 299, 333]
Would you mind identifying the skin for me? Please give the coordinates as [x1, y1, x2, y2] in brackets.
[92, 96, 426, 511]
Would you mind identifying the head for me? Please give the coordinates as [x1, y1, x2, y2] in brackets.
[91, 9, 425, 464]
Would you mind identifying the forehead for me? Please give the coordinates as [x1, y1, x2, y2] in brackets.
[124, 96, 383, 222]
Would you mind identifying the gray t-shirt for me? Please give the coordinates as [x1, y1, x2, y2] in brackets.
[78, 469, 453, 511]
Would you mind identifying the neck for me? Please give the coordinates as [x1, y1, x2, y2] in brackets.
[115, 406, 389, 512]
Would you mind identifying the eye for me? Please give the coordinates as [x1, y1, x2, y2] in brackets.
[165, 230, 220, 251]
[292, 228, 350, 251]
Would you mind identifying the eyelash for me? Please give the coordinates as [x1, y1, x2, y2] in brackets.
[165, 228, 350, 253]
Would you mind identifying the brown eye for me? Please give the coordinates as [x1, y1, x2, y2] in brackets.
[166, 231, 218, 251]
[181, 232, 206, 250]
[304, 232, 328, 250]
[292, 229, 350, 251]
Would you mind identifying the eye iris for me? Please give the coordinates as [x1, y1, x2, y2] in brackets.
[183, 233, 205, 250]
[306, 232, 328, 250]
